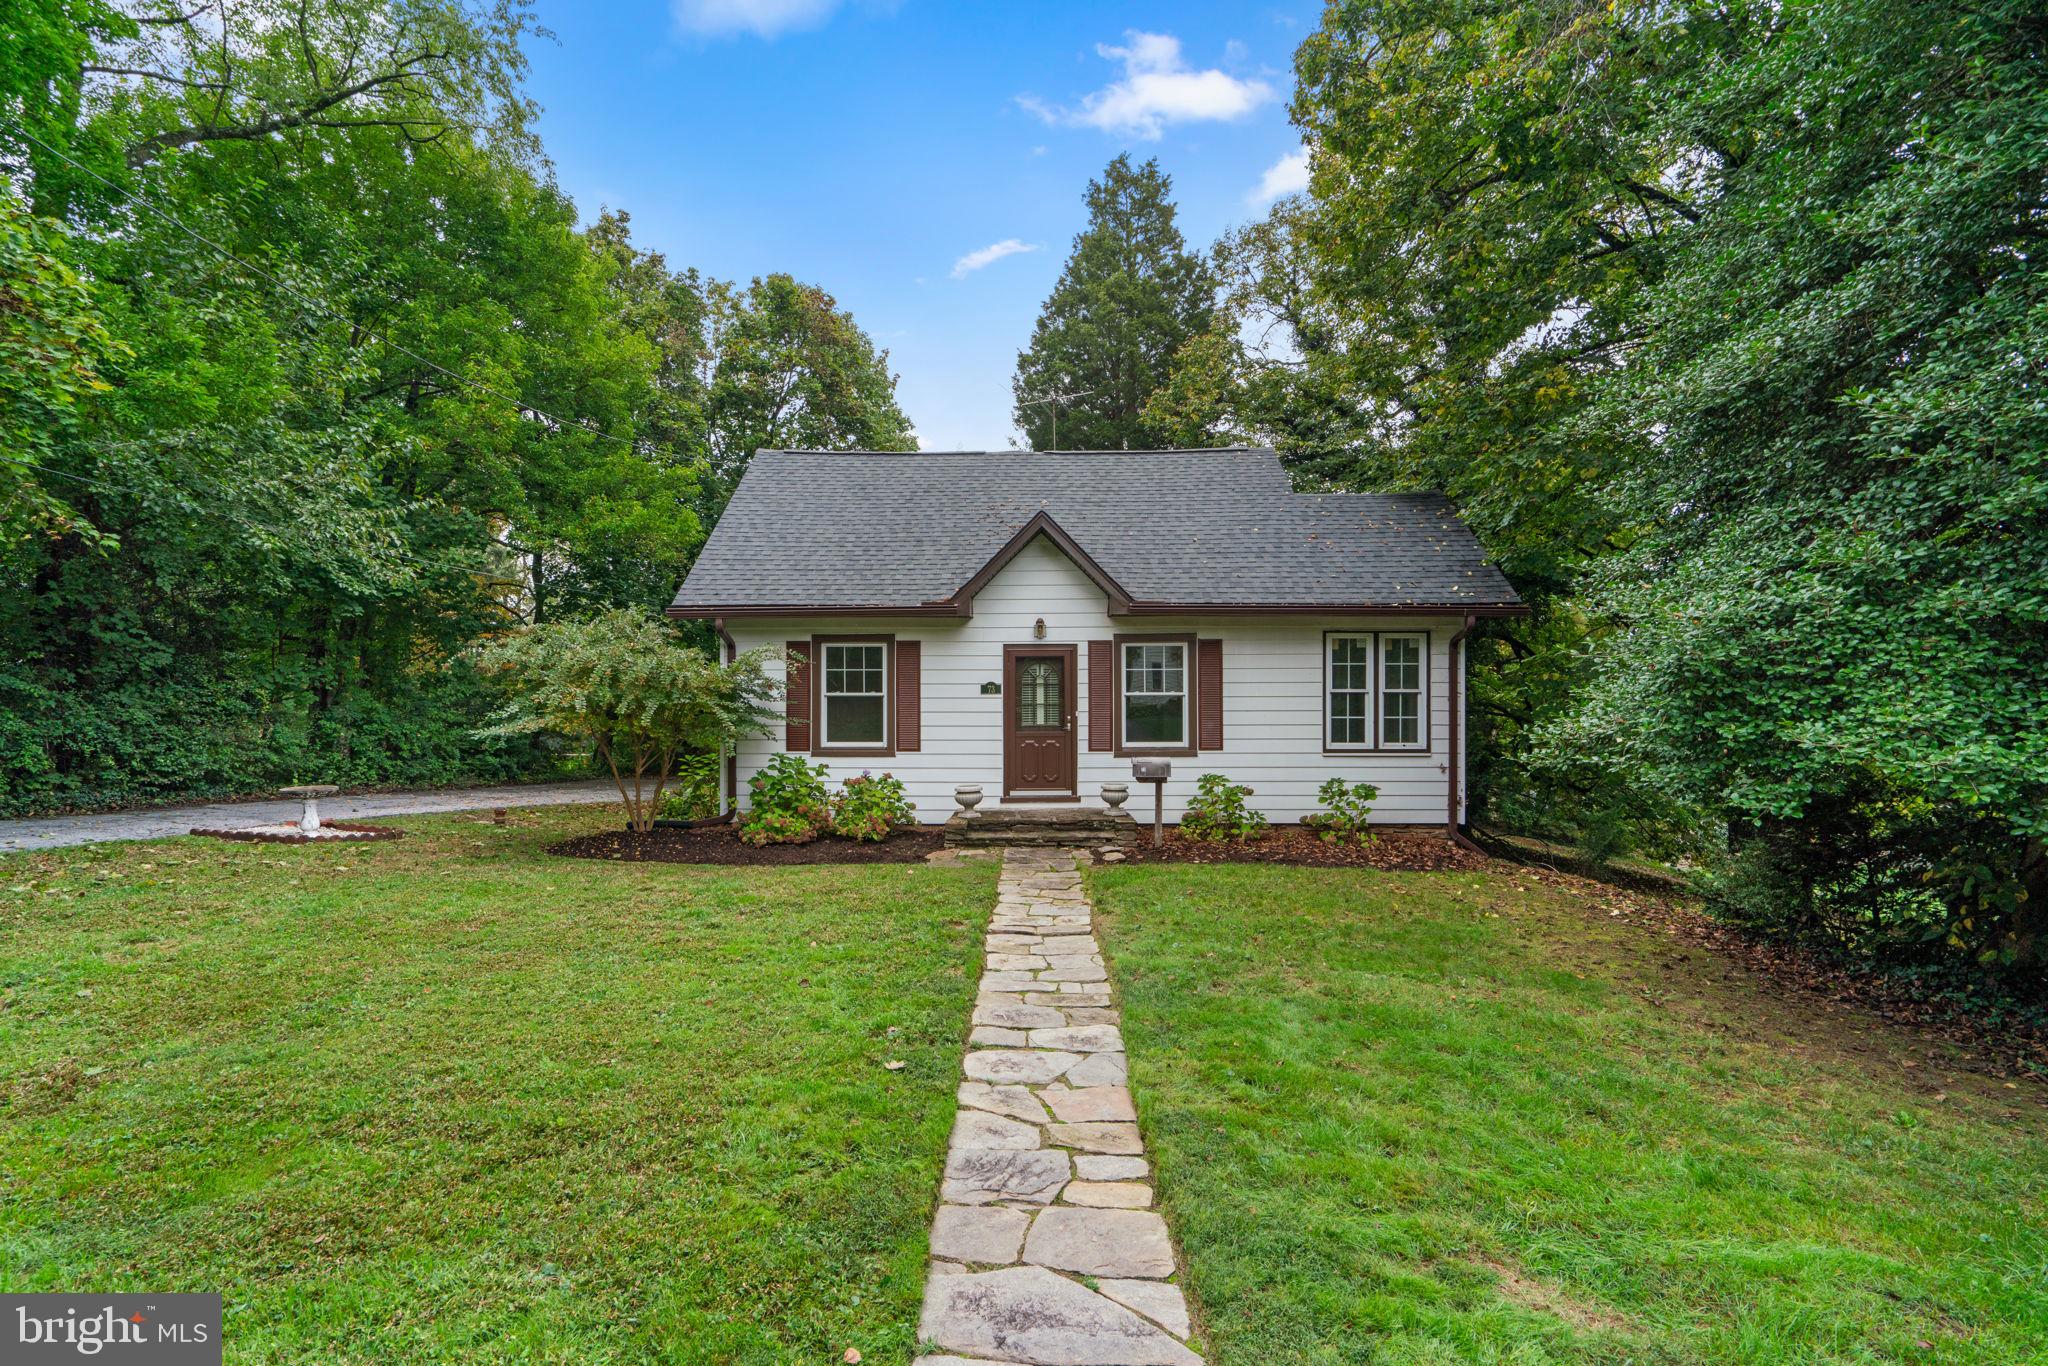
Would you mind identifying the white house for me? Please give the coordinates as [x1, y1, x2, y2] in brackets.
[667, 448, 1524, 832]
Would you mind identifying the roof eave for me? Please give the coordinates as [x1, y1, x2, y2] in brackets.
[666, 599, 1528, 620]
[1115, 601, 1528, 617]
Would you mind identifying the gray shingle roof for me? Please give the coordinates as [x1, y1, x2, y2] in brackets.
[670, 448, 1521, 613]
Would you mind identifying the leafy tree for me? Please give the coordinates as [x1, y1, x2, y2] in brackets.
[1556, 0, 2048, 965]
[1013, 154, 1215, 450]
[0, 0, 912, 816]
[1190, 0, 2045, 975]
[473, 609, 783, 833]
[0, 190, 126, 564]
[704, 272, 915, 502]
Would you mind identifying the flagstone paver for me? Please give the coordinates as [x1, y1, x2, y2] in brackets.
[917, 848, 1202, 1365]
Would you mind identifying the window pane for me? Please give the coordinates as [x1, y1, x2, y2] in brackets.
[1330, 690, 1368, 745]
[826, 695, 885, 744]
[1382, 691, 1418, 746]
[1383, 636, 1420, 691]
[825, 644, 884, 694]
[1018, 660, 1062, 727]
[1124, 695, 1183, 745]
[1330, 636, 1370, 691]
[1125, 643, 1184, 694]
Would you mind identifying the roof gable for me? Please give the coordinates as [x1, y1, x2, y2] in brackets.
[942, 511, 1133, 614]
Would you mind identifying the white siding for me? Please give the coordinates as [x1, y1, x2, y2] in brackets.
[728, 537, 1464, 827]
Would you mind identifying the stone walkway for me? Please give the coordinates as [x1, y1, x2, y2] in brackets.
[0, 780, 621, 853]
[916, 848, 1202, 1366]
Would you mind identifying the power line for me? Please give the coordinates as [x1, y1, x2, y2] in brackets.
[6, 120, 667, 460]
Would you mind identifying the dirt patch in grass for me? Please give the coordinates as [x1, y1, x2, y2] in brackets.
[550, 823, 945, 864]
[1472, 1256, 1635, 1336]
[1116, 825, 1487, 871]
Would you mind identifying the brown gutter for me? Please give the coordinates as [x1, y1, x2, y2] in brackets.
[714, 617, 738, 815]
[1445, 613, 1486, 853]
[1118, 601, 1529, 618]
[670, 600, 1528, 620]
[668, 603, 968, 620]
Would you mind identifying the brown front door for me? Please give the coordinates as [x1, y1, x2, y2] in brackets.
[1004, 645, 1076, 796]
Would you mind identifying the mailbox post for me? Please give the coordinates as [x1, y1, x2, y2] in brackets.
[1131, 759, 1171, 847]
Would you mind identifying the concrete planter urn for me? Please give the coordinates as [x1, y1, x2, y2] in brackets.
[954, 784, 985, 817]
[1099, 782, 1130, 811]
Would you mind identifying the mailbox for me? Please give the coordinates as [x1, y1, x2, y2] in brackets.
[1131, 760, 1171, 846]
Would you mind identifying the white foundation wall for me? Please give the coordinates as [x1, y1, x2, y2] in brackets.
[726, 536, 1465, 827]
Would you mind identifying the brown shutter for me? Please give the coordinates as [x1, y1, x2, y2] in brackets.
[785, 640, 812, 752]
[1088, 639, 1114, 752]
[895, 640, 921, 752]
[1197, 638, 1224, 751]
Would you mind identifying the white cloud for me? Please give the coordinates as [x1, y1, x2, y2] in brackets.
[952, 238, 1039, 279]
[1020, 31, 1274, 140]
[671, 0, 842, 39]
[1250, 146, 1310, 203]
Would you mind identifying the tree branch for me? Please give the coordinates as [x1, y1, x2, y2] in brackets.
[82, 66, 228, 90]
[125, 54, 456, 166]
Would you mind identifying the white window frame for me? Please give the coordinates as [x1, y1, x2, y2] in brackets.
[818, 639, 890, 751]
[1119, 640, 1189, 751]
[1325, 632, 1374, 751]
[1378, 632, 1427, 751]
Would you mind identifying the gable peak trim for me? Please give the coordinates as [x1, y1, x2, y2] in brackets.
[932, 510, 1134, 616]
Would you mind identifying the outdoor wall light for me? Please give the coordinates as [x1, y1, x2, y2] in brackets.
[1033, 617, 1047, 639]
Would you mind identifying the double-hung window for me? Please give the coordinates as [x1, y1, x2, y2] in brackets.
[1325, 631, 1427, 750]
[1326, 633, 1372, 748]
[820, 640, 889, 750]
[1378, 633, 1425, 749]
[1120, 640, 1188, 749]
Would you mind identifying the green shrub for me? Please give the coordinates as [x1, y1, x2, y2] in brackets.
[737, 811, 820, 847]
[658, 751, 723, 821]
[740, 753, 832, 844]
[1305, 777, 1380, 844]
[1180, 773, 1267, 842]
[830, 770, 916, 842]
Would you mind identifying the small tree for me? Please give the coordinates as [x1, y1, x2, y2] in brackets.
[473, 608, 783, 833]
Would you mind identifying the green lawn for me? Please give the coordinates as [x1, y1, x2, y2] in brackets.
[1089, 864, 2048, 1366]
[0, 806, 995, 1364]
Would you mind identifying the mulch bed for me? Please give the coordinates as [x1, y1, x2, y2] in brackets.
[550, 823, 945, 865]
[1115, 825, 1488, 872]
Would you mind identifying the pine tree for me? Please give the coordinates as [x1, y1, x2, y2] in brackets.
[1012, 155, 1216, 450]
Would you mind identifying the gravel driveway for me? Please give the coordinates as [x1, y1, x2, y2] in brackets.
[0, 780, 621, 852]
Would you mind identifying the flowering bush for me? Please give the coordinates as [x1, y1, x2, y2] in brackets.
[1304, 777, 1379, 844]
[740, 752, 833, 844]
[737, 810, 820, 846]
[830, 771, 916, 841]
[1180, 773, 1268, 842]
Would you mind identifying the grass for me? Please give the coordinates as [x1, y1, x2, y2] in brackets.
[0, 805, 996, 1364]
[1088, 863, 2048, 1365]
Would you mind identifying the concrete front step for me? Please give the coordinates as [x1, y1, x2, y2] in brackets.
[945, 808, 1140, 848]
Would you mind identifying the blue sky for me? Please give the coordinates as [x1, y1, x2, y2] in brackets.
[521, 1, 1321, 450]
